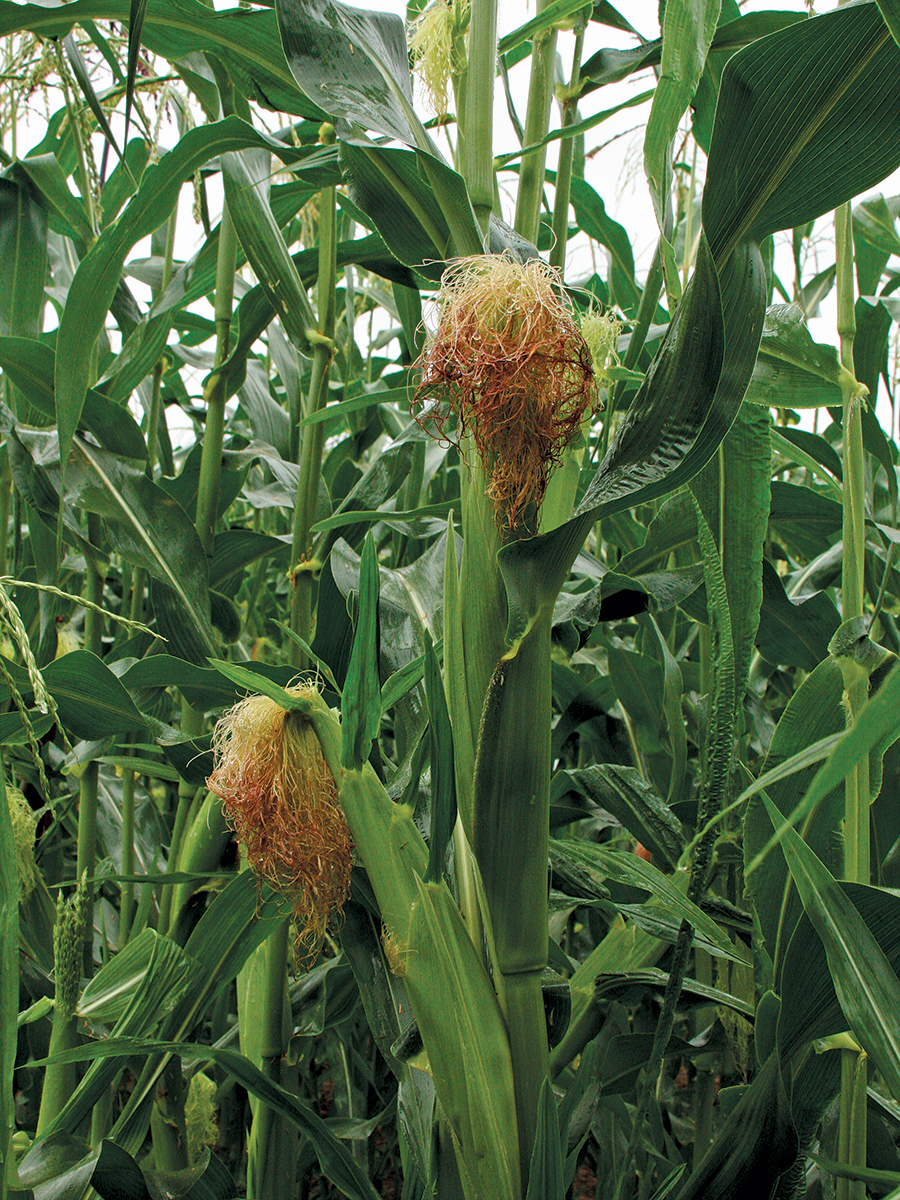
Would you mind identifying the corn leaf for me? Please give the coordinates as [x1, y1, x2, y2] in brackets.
[762, 793, 900, 1101]
[341, 533, 382, 770]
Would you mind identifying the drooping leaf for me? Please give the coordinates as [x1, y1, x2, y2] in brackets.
[53, 117, 322, 488]
[0, 0, 317, 117]
[43, 651, 148, 740]
[341, 533, 382, 770]
[0, 337, 146, 460]
[763, 793, 900, 1100]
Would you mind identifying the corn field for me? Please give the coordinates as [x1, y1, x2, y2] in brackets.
[3, 0, 900, 1195]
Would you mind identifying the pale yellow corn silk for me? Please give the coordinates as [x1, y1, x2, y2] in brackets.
[206, 688, 353, 956]
[409, 0, 469, 119]
[414, 255, 597, 530]
[381, 925, 409, 977]
[8, 786, 39, 901]
[185, 1073, 219, 1167]
[580, 307, 622, 389]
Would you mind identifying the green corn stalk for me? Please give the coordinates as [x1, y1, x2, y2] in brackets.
[0, 771, 16, 1200]
[514, 0, 559, 245]
[463, 0, 497, 236]
[290, 135, 337, 667]
[549, 11, 588, 276]
[76, 511, 105, 977]
[293, 689, 523, 1200]
[835, 189, 870, 1199]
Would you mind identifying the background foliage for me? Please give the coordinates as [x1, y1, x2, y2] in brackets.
[3, 0, 900, 1196]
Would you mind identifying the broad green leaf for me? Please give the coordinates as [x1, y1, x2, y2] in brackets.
[876, 0, 900, 47]
[0, 0, 316, 117]
[43, 930, 204, 1139]
[743, 657, 846, 964]
[15, 154, 93, 244]
[406, 877, 521, 1200]
[769, 428, 842, 499]
[748, 661, 900, 882]
[30, 1042, 379, 1200]
[278, 0, 424, 149]
[62, 438, 215, 660]
[210, 529, 289, 592]
[0, 169, 47, 343]
[19, 1136, 151, 1200]
[551, 765, 684, 871]
[524, 1079, 565, 1200]
[762, 793, 900, 1100]
[548, 839, 737, 959]
[703, 1, 900, 265]
[0, 337, 146, 460]
[580, 9, 804, 96]
[746, 303, 846, 408]
[608, 647, 666, 756]
[593, 969, 754, 1020]
[0, 167, 48, 423]
[277, 0, 483, 257]
[341, 533, 382, 770]
[43, 651, 148, 739]
[53, 117, 316, 487]
[221, 147, 317, 353]
[148, 1150, 239, 1200]
[0, 709, 54, 744]
[780, 882, 900, 1056]
[673, 1052, 797, 1200]
[78, 928, 178, 1023]
[207, 658, 307, 710]
[123, 654, 295, 711]
[644, 0, 721, 233]
[756, 559, 840, 672]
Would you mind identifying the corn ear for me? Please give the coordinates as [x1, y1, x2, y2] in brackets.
[300, 692, 522, 1198]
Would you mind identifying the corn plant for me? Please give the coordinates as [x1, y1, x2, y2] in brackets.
[3, 0, 900, 1197]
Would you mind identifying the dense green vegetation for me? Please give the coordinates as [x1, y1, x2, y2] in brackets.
[4, 0, 900, 1196]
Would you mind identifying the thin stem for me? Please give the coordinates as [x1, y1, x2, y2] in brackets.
[195, 206, 239, 558]
[836, 189, 870, 1200]
[77, 512, 105, 976]
[450, 2, 469, 174]
[290, 171, 337, 667]
[681, 142, 698, 292]
[836, 200, 869, 881]
[247, 919, 298, 1200]
[146, 210, 178, 476]
[514, 1, 558, 245]
[54, 43, 98, 236]
[549, 21, 587, 276]
[463, 0, 498, 236]
[118, 751, 136, 947]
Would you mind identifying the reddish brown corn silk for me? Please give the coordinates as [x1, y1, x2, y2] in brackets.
[207, 688, 352, 954]
[414, 255, 596, 530]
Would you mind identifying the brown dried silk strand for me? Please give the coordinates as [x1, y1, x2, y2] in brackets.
[207, 689, 353, 956]
[414, 256, 596, 529]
